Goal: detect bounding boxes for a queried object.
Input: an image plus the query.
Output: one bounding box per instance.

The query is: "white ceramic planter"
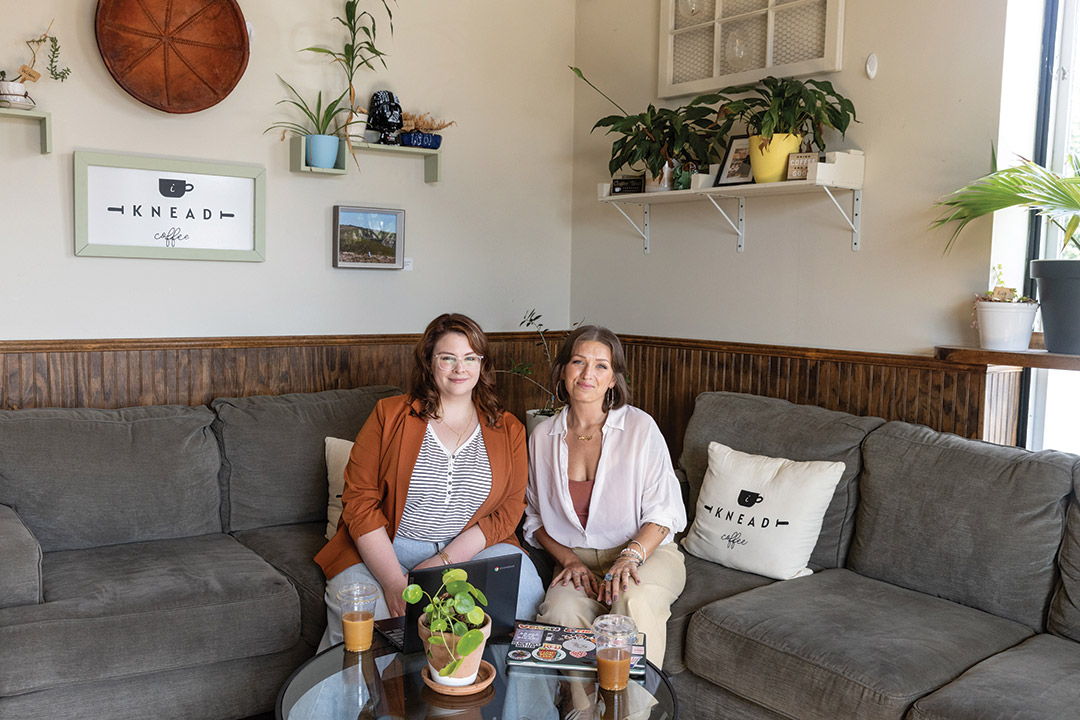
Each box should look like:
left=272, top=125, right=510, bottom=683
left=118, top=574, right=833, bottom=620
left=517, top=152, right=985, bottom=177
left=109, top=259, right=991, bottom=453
left=525, top=409, right=554, bottom=436
left=0, top=81, right=33, bottom=109
left=976, top=302, right=1038, bottom=351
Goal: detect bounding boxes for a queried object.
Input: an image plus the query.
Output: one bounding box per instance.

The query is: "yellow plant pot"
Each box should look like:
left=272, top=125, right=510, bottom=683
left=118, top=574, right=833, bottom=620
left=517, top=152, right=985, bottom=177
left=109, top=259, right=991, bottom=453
left=748, top=133, right=803, bottom=184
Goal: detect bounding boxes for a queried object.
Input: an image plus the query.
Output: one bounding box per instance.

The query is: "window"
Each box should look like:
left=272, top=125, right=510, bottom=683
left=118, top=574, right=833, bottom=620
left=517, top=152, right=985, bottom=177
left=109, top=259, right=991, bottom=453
left=658, top=0, right=845, bottom=98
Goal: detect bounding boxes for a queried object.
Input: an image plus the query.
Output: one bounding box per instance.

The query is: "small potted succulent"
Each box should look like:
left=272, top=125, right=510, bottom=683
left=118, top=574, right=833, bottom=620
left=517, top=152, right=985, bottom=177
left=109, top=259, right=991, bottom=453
left=265, top=76, right=349, bottom=169
left=711, top=75, right=857, bottom=183
left=972, top=266, right=1039, bottom=352
left=398, top=111, right=456, bottom=149
left=1, top=20, right=72, bottom=110
left=403, top=567, right=491, bottom=686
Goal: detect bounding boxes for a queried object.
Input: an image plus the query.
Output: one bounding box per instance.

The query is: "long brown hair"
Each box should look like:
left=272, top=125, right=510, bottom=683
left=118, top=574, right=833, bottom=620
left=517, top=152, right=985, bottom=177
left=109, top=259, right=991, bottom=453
left=410, top=313, right=503, bottom=427
left=550, top=325, right=631, bottom=412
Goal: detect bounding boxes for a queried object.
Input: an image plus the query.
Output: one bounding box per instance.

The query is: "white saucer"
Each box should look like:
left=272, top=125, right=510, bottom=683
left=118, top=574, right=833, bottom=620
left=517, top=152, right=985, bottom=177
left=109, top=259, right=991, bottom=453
left=0, top=96, right=37, bottom=111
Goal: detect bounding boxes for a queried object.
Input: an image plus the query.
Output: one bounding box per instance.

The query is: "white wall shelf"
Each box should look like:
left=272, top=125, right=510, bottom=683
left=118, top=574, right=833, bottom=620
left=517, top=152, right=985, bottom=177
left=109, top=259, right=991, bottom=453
left=287, top=136, right=442, bottom=183
left=0, top=107, right=52, bottom=154
left=598, top=152, right=864, bottom=254
left=350, top=141, right=441, bottom=183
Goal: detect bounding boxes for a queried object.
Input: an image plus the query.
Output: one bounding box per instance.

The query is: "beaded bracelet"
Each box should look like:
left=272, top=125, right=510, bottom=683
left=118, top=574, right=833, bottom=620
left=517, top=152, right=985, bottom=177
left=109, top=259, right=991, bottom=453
left=627, top=539, right=647, bottom=561
left=619, top=548, right=644, bottom=566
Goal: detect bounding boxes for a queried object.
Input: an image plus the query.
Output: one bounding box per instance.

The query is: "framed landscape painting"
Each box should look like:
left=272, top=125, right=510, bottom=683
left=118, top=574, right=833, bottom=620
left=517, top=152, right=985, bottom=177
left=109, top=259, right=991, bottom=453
left=332, top=205, right=404, bottom=269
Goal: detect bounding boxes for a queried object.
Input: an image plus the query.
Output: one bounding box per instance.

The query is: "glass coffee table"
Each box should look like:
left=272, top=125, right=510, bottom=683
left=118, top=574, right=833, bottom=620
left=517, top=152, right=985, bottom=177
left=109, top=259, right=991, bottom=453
left=277, top=632, right=678, bottom=720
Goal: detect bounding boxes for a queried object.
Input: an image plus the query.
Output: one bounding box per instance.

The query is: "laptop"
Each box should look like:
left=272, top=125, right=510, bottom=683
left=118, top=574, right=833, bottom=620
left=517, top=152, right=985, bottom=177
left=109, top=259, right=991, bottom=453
left=375, top=553, right=522, bottom=654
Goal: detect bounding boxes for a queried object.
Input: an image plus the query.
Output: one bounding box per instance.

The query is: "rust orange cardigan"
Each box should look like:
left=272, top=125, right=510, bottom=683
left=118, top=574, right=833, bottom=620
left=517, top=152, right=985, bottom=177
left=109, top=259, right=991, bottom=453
left=314, top=395, right=526, bottom=580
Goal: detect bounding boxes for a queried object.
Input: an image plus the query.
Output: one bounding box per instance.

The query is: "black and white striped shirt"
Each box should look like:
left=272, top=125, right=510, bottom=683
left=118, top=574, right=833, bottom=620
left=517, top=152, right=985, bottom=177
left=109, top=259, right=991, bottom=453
left=396, top=423, right=493, bottom=542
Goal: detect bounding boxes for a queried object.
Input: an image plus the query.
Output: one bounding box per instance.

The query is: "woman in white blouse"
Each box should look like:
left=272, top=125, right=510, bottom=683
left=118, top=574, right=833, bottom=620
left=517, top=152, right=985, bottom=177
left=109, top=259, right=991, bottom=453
left=524, top=326, right=687, bottom=668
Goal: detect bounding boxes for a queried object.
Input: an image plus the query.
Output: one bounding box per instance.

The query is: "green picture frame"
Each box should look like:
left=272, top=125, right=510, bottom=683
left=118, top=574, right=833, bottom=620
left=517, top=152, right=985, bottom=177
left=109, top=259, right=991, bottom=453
left=74, top=151, right=266, bottom=262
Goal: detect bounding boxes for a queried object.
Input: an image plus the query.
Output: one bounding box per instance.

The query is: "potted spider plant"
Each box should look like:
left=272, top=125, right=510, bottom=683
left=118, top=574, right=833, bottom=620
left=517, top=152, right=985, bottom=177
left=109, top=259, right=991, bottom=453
left=933, top=156, right=1080, bottom=355
left=571, top=67, right=725, bottom=191
left=711, top=76, right=857, bottom=183
left=265, top=76, right=348, bottom=169
left=403, top=567, right=490, bottom=686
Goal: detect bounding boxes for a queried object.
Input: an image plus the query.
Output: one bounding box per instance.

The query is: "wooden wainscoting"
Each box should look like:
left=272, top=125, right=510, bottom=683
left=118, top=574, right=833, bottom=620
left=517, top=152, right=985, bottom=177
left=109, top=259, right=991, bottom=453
left=0, top=333, right=1017, bottom=456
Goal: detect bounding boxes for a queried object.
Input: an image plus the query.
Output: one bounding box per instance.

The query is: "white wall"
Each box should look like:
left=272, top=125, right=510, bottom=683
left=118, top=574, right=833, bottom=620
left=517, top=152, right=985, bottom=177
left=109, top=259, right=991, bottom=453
left=0, top=0, right=575, bottom=340
left=570, top=0, right=1008, bottom=354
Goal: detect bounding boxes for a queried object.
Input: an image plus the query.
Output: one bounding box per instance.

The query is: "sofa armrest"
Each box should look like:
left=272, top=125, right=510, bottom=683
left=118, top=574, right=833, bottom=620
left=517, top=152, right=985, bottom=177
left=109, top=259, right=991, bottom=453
left=0, top=504, right=42, bottom=608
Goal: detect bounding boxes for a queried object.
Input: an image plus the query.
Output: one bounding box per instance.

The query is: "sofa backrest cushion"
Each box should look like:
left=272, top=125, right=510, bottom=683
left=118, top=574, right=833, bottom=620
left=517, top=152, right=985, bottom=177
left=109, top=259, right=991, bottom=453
left=1048, top=462, right=1080, bottom=641
left=212, top=386, right=400, bottom=532
left=0, top=405, right=221, bottom=552
left=850, top=421, right=1074, bottom=631
left=678, top=392, right=884, bottom=570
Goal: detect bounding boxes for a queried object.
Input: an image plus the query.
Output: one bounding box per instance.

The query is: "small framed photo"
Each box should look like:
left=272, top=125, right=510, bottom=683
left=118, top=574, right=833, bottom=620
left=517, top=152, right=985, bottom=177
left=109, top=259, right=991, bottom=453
left=714, top=135, right=754, bottom=186
left=333, top=205, right=404, bottom=269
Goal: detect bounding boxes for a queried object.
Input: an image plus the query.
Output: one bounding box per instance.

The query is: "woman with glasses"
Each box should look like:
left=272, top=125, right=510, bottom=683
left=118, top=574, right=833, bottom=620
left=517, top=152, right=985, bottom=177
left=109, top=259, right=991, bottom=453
left=315, top=313, right=544, bottom=649
left=523, top=325, right=686, bottom=669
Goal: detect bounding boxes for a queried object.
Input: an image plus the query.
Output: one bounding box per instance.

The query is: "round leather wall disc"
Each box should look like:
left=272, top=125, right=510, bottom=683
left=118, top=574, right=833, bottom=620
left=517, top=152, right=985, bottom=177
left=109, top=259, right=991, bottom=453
left=96, top=0, right=250, bottom=114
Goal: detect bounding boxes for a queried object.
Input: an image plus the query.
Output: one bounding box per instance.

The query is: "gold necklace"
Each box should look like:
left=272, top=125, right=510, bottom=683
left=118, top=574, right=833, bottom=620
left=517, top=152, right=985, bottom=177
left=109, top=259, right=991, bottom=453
left=438, top=413, right=475, bottom=448
left=577, top=433, right=595, bottom=442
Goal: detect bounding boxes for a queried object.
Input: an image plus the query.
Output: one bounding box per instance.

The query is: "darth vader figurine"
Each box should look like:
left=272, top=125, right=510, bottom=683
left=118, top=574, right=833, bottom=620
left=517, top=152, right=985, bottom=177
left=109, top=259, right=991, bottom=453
left=367, top=90, right=403, bottom=145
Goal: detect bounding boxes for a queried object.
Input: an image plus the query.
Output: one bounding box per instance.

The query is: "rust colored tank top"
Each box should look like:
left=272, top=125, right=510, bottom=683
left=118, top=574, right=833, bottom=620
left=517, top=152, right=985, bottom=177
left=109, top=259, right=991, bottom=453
left=568, top=478, right=595, bottom=528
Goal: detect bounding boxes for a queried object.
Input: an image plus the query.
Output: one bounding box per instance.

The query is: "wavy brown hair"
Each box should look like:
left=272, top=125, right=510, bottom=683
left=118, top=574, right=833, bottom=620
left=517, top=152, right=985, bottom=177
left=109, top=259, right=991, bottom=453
left=410, top=313, right=503, bottom=427
left=550, top=325, right=631, bottom=412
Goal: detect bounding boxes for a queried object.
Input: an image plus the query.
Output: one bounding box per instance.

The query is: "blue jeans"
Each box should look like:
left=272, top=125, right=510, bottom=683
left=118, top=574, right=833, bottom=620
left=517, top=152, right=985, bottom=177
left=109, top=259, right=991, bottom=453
left=319, top=534, right=545, bottom=651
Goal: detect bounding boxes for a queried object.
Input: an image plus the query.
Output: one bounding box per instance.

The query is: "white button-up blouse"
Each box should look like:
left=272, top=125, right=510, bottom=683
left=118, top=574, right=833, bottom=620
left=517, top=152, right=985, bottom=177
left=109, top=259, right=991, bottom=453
left=524, top=404, right=687, bottom=551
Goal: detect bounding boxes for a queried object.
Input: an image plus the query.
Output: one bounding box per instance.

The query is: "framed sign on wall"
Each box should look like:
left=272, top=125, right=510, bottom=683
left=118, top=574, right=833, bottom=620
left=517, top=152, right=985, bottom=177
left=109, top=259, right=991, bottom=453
left=74, top=151, right=266, bottom=262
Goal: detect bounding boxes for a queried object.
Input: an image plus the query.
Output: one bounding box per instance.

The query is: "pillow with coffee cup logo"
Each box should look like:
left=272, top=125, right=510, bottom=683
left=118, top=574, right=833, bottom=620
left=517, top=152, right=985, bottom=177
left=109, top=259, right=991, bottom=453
left=325, top=437, right=354, bottom=541
left=682, top=441, right=845, bottom=580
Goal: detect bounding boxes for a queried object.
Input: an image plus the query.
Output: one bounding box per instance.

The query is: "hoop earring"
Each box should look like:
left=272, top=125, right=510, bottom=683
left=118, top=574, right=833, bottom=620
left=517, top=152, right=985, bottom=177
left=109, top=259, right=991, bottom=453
left=556, top=379, right=569, bottom=404
left=604, top=387, right=614, bottom=411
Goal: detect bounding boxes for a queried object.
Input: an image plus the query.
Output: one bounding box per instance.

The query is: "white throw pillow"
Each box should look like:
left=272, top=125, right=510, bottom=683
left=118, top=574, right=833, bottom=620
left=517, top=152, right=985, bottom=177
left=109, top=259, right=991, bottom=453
left=325, top=437, right=354, bottom=541
left=682, top=441, right=845, bottom=580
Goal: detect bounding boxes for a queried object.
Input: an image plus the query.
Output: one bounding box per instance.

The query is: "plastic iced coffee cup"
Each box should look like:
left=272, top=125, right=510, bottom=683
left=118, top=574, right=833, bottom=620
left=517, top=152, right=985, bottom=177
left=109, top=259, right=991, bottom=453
left=338, top=583, right=378, bottom=652
left=592, top=614, right=637, bottom=691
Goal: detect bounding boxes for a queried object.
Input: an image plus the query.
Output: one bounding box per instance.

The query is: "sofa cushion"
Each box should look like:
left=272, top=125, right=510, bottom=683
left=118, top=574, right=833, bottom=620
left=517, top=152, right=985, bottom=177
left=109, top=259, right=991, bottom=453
left=850, top=422, right=1074, bottom=631
left=682, top=441, right=845, bottom=580
left=0, top=504, right=41, bottom=608
left=663, top=553, right=772, bottom=674
left=1048, top=460, right=1080, bottom=641
left=684, top=568, right=1034, bottom=720
left=234, top=522, right=329, bottom=648
left=325, top=437, right=353, bottom=540
left=0, top=405, right=221, bottom=552
left=0, top=534, right=299, bottom=696
left=212, top=386, right=400, bottom=532
left=678, top=392, right=884, bottom=570
left=909, top=633, right=1080, bottom=720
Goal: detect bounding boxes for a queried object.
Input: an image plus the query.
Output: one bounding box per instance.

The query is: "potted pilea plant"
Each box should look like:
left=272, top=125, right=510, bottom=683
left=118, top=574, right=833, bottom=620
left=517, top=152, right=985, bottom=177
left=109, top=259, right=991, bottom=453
left=712, top=75, right=857, bottom=183
left=933, top=155, right=1080, bottom=355
left=1, top=20, right=71, bottom=110
left=971, top=266, right=1039, bottom=352
left=572, top=67, right=726, bottom=191
left=301, top=0, right=394, bottom=142
left=265, top=76, right=349, bottom=169
left=398, top=111, right=456, bottom=149
left=403, top=567, right=491, bottom=686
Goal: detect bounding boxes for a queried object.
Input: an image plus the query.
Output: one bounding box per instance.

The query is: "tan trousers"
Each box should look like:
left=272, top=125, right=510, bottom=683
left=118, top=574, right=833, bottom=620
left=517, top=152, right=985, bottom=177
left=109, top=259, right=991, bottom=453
left=536, top=542, right=685, bottom=669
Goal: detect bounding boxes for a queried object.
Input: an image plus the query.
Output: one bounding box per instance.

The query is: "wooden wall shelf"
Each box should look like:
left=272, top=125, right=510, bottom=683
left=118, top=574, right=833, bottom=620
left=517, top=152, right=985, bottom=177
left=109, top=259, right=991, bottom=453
left=935, top=345, right=1080, bottom=372
left=0, top=107, right=52, bottom=154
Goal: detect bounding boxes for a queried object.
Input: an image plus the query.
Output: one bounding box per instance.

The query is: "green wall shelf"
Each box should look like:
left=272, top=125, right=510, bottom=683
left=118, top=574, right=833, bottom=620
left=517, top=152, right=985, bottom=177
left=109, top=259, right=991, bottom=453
left=350, top=141, right=441, bottom=183
left=0, top=107, right=52, bottom=154
left=287, top=136, right=441, bottom=183
left=289, top=135, right=348, bottom=174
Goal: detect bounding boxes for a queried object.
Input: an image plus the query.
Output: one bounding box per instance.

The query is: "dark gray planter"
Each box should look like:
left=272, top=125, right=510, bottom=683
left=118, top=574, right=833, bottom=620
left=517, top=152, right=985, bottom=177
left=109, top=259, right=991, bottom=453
left=1031, top=259, right=1080, bottom=355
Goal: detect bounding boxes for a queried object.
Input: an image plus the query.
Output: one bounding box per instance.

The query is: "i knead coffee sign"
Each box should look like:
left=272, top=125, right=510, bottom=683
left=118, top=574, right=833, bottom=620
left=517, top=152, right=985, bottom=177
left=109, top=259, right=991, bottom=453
left=681, top=442, right=845, bottom=580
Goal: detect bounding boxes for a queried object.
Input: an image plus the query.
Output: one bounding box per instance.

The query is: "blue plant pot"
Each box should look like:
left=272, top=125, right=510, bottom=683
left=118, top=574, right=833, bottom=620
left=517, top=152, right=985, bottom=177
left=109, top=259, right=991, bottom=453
left=399, top=132, right=442, bottom=149
left=306, top=134, right=340, bottom=169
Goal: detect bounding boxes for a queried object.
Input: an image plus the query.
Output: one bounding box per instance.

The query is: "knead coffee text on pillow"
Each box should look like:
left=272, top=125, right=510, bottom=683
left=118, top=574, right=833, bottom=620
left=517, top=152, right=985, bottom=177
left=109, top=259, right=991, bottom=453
left=682, top=441, right=845, bottom=580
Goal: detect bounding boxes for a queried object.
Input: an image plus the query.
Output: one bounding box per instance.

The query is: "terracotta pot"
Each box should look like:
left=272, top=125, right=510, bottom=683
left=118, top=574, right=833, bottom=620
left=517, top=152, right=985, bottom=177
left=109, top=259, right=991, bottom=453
left=418, top=612, right=491, bottom=686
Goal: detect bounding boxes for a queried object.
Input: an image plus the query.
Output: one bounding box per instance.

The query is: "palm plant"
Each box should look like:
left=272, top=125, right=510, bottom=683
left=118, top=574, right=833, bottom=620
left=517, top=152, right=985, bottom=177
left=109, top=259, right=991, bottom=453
left=302, top=0, right=394, bottom=131
left=572, top=66, right=726, bottom=179
left=265, top=76, right=348, bottom=137
left=932, top=155, right=1080, bottom=254
left=712, top=75, right=856, bottom=151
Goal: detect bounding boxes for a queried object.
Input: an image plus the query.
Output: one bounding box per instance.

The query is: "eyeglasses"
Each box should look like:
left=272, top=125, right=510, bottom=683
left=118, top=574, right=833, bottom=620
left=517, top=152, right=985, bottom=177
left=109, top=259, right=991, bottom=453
left=434, top=354, right=484, bottom=371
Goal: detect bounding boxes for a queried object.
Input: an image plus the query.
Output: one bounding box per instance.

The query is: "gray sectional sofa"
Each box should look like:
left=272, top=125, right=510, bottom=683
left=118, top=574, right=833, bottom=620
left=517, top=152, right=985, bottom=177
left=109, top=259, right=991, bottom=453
left=665, top=391, right=1080, bottom=720
left=0, top=385, right=400, bottom=720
